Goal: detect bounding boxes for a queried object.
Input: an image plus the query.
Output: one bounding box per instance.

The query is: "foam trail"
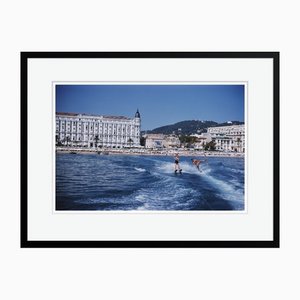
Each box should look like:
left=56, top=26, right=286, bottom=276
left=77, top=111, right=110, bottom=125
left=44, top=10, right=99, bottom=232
left=155, top=162, right=175, bottom=174
left=57, top=153, right=245, bottom=211
left=155, top=160, right=243, bottom=203
left=155, top=161, right=203, bottom=175
left=203, top=173, right=243, bottom=202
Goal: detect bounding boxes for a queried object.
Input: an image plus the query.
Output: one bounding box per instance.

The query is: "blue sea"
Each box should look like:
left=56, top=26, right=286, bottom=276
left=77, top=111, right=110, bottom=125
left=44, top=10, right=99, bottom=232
left=56, top=153, right=245, bottom=211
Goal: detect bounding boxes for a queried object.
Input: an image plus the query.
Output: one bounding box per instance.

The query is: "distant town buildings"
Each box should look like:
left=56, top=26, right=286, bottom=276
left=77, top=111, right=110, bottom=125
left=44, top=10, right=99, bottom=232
left=56, top=109, right=141, bottom=148
left=190, top=133, right=212, bottom=150
left=143, top=124, right=245, bottom=152
left=144, top=134, right=180, bottom=149
left=144, top=134, right=165, bottom=149
left=208, top=124, right=245, bottom=153
left=207, top=124, right=244, bottom=136
left=164, top=135, right=181, bottom=148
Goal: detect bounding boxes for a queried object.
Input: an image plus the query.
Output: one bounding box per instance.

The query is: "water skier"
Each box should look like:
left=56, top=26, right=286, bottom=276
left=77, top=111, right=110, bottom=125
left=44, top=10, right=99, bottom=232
left=191, top=158, right=207, bottom=172
left=174, top=153, right=182, bottom=174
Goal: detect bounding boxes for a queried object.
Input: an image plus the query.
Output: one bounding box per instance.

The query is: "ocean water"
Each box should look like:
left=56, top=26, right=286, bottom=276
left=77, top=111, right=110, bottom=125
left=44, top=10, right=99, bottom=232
left=56, top=153, right=245, bottom=211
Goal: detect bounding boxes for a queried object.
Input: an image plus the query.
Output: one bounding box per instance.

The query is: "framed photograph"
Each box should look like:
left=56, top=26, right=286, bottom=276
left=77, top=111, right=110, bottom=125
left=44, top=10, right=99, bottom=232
left=21, top=52, right=279, bottom=248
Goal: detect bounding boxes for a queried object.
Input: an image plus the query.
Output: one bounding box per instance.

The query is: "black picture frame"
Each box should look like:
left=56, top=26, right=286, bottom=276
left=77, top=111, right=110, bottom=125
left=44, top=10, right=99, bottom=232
left=21, top=52, right=279, bottom=248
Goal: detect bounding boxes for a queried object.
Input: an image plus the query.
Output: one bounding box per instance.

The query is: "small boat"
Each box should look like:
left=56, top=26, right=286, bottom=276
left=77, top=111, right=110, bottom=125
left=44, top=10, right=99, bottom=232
left=70, top=151, right=77, bottom=154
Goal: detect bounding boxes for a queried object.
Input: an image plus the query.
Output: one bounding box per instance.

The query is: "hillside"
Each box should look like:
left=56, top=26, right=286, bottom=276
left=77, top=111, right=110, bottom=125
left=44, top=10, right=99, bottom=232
left=144, top=120, right=244, bottom=135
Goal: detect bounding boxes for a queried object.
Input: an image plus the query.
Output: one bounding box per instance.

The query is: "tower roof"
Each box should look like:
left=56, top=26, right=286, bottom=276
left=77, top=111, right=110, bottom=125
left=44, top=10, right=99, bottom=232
left=135, top=109, right=141, bottom=118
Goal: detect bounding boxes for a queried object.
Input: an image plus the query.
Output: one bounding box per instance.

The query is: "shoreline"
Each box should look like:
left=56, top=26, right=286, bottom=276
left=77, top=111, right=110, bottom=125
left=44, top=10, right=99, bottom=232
left=56, top=147, right=245, bottom=158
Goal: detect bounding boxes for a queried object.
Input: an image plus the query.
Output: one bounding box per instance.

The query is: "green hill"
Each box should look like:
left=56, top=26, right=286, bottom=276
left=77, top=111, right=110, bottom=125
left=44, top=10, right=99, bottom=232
left=144, top=120, right=244, bottom=135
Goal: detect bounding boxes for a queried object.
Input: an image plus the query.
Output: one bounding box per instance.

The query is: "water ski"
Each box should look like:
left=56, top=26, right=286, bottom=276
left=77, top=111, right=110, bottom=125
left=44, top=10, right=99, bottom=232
left=175, top=169, right=182, bottom=174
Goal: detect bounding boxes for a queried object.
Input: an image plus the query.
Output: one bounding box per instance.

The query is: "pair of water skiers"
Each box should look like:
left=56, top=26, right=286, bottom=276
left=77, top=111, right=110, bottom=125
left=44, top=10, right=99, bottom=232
left=174, top=153, right=206, bottom=173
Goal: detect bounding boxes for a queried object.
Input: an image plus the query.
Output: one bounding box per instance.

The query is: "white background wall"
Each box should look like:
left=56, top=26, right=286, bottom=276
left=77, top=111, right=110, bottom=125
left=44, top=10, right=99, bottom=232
left=0, top=1, right=297, bottom=299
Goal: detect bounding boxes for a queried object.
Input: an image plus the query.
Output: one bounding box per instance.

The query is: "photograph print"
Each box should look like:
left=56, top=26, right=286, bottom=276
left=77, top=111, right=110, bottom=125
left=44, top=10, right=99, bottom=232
left=55, top=83, right=245, bottom=211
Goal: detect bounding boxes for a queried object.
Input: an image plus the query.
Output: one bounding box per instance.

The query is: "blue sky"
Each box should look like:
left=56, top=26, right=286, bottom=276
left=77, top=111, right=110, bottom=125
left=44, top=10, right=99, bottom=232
left=56, top=84, right=244, bottom=130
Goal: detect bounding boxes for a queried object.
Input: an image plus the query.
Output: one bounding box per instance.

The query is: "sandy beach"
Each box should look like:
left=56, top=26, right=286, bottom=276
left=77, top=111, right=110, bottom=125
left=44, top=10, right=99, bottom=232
left=56, top=147, right=245, bottom=158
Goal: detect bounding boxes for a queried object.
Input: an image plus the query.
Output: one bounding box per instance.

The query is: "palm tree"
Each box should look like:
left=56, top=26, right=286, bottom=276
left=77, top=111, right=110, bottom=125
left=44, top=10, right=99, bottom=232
left=140, top=136, right=146, bottom=147
left=65, top=136, right=71, bottom=147
left=204, top=140, right=216, bottom=151
left=128, top=138, right=134, bottom=148
left=236, top=137, right=241, bottom=152
left=94, top=135, right=99, bottom=148
left=55, top=135, right=60, bottom=146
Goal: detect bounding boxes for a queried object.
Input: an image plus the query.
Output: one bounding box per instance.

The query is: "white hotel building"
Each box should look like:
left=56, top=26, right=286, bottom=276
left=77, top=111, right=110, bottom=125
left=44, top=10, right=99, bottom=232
left=56, top=110, right=141, bottom=148
left=207, top=124, right=245, bottom=153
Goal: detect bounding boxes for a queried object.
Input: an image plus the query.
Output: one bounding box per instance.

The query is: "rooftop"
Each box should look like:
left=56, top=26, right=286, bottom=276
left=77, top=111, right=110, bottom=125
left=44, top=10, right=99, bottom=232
left=56, top=112, right=130, bottom=120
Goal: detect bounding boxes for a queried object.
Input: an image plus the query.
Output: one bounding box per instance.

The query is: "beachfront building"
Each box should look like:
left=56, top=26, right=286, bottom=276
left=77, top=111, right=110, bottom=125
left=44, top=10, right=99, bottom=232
left=207, top=124, right=245, bottom=152
left=56, top=109, right=141, bottom=148
left=144, top=134, right=165, bottom=149
left=163, top=135, right=180, bottom=148
left=190, top=133, right=212, bottom=150
left=144, top=134, right=180, bottom=149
